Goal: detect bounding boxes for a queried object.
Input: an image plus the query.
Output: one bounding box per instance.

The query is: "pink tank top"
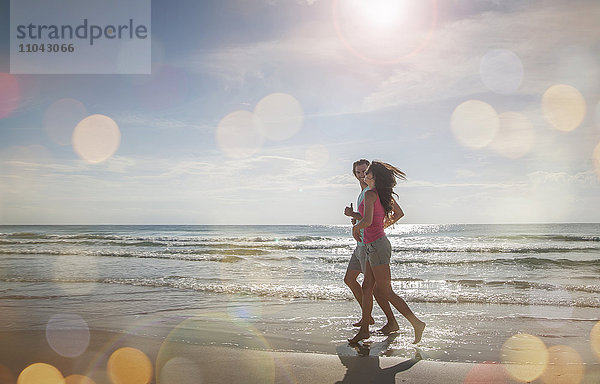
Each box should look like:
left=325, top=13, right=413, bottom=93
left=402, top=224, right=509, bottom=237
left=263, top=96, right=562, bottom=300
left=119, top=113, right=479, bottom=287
left=358, top=189, right=386, bottom=243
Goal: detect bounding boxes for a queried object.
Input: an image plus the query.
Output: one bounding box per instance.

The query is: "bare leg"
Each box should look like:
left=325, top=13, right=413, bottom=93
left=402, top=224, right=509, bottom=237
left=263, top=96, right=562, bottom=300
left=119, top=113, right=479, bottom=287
left=344, top=269, right=374, bottom=326
left=344, top=269, right=362, bottom=305
left=371, top=264, right=426, bottom=344
left=374, top=283, right=399, bottom=334
left=348, top=262, right=375, bottom=343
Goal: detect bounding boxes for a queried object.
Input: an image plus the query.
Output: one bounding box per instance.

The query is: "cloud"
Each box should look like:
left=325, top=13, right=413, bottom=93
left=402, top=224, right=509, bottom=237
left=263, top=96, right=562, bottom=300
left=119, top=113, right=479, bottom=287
left=361, top=0, right=600, bottom=112
left=116, top=114, right=202, bottom=131
left=394, top=167, right=600, bottom=223
left=180, top=0, right=599, bottom=122
left=155, top=154, right=347, bottom=194
left=186, top=34, right=347, bottom=89
left=528, top=170, right=600, bottom=188
left=403, top=178, right=527, bottom=190
left=2, top=0, right=599, bottom=224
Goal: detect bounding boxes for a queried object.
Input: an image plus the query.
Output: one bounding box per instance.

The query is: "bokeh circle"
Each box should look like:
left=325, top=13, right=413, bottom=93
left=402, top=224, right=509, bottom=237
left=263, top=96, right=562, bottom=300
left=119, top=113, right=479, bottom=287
left=46, top=313, right=90, bottom=358
left=591, top=321, right=600, bottom=362
left=501, top=333, right=548, bottom=383
left=480, top=49, right=524, bottom=94
left=254, top=93, right=304, bottom=141
left=17, top=363, right=64, bottom=384
left=107, top=347, right=153, bottom=384
left=540, top=345, right=584, bottom=384
left=216, top=110, right=264, bottom=159
left=0, top=73, right=20, bottom=119
left=490, top=112, right=535, bottom=158
left=72, top=114, right=121, bottom=163
left=451, top=100, right=499, bottom=149
left=542, top=84, right=586, bottom=132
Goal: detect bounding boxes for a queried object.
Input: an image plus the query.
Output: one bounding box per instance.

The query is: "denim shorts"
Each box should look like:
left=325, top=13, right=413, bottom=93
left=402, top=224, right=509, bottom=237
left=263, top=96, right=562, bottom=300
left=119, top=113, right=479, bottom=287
left=365, top=235, right=392, bottom=267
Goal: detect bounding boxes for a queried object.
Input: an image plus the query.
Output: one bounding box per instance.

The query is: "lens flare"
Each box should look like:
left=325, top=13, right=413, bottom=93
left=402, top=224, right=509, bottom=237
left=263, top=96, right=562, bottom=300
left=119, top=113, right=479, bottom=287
left=332, top=0, right=438, bottom=64
left=216, top=110, right=264, bottom=159
left=46, top=313, right=90, bottom=358
left=593, top=142, right=600, bottom=179
left=254, top=93, right=304, bottom=141
left=451, top=100, right=499, bottom=149
left=156, top=315, right=276, bottom=384
left=65, top=374, right=97, bottom=384
left=501, top=333, right=548, bottom=383
left=542, top=84, right=586, bottom=132
left=490, top=112, right=535, bottom=159
left=540, top=345, right=584, bottom=384
left=43, top=98, right=88, bottom=146
left=464, top=362, right=507, bottom=384
left=107, top=347, right=153, bottom=384
left=17, top=363, right=64, bottom=384
left=480, top=49, right=524, bottom=94
left=81, top=317, right=168, bottom=384
left=364, top=0, right=405, bottom=27
left=0, top=73, right=20, bottom=119
left=592, top=321, right=600, bottom=362
left=72, top=114, right=121, bottom=163
left=159, top=357, right=203, bottom=384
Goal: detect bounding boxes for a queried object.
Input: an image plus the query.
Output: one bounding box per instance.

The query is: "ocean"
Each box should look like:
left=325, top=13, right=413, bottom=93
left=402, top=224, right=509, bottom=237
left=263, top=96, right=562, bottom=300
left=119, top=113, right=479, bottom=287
left=1, top=223, right=599, bottom=363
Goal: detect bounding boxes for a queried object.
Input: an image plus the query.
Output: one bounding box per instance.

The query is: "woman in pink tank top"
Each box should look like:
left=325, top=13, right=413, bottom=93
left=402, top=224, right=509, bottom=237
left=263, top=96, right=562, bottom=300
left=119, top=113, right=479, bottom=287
left=349, top=161, right=426, bottom=345
left=357, top=190, right=385, bottom=243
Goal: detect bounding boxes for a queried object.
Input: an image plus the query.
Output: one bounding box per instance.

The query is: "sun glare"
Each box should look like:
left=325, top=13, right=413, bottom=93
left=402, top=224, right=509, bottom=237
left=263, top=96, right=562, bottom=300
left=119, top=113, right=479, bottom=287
left=360, top=0, right=405, bottom=29
left=333, top=0, right=437, bottom=63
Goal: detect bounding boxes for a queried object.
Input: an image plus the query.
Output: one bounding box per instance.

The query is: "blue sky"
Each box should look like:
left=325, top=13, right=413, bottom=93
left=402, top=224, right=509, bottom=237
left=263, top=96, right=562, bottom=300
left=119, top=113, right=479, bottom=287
left=1, top=0, right=599, bottom=224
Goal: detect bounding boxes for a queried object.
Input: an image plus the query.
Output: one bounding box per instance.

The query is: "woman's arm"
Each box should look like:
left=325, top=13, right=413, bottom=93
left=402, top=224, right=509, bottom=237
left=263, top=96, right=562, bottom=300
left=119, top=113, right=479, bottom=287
left=383, top=197, right=404, bottom=229
left=344, top=204, right=363, bottom=222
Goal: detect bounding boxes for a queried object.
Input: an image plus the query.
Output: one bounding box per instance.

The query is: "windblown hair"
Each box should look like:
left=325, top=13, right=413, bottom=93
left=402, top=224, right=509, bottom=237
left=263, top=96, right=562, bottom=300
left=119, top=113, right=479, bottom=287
left=366, top=161, right=406, bottom=219
left=352, top=159, right=370, bottom=175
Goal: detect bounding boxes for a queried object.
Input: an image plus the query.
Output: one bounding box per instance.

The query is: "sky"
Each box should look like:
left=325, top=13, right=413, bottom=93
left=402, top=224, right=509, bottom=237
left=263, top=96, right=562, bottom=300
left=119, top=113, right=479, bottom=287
left=1, top=0, right=599, bottom=225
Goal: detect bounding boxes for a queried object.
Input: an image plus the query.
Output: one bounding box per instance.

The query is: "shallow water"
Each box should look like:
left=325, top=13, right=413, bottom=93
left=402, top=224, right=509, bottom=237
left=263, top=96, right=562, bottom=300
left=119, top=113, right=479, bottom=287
left=1, top=224, right=599, bottom=363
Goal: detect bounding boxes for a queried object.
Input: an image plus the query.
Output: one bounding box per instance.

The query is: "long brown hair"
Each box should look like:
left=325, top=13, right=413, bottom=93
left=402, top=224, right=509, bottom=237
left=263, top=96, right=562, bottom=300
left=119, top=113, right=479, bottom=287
left=366, top=161, right=406, bottom=219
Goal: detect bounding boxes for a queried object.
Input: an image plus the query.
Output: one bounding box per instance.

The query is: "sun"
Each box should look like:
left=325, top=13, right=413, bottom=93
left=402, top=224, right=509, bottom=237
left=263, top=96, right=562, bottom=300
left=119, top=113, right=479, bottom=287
left=332, top=0, right=438, bottom=64
left=360, top=0, right=406, bottom=29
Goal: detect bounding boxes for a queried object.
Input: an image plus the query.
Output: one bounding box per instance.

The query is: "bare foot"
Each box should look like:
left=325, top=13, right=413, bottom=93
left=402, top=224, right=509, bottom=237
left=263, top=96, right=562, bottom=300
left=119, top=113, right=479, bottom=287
left=348, top=330, right=370, bottom=344
left=352, top=317, right=375, bottom=327
left=412, top=321, right=426, bottom=344
left=378, top=322, right=399, bottom=335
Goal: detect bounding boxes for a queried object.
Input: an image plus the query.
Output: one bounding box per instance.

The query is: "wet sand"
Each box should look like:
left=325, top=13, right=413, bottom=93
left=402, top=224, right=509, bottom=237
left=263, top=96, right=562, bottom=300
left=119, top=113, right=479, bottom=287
left=2, top=328, right=600, bottom=384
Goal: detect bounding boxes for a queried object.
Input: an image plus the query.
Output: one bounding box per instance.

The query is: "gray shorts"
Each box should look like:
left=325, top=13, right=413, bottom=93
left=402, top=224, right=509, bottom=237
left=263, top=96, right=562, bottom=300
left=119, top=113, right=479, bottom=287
left=365, top=235, right=392, bottom=267
left=347, top=245, right=367, bottom=273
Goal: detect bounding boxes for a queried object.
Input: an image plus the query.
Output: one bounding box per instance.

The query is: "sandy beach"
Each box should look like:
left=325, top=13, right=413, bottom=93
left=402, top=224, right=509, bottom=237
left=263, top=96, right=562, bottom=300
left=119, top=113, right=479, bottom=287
left=2, top=225, right=600, bottom=383
left=3, top=0, right=600, bottom=378
left=2, top=322, right=600, bottom=384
